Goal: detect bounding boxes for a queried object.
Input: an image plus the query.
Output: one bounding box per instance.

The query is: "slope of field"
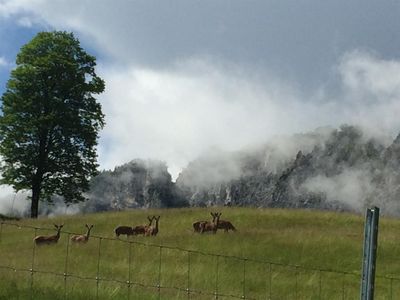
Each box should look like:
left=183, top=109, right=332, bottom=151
left=1, top=207, right=400, bottom=299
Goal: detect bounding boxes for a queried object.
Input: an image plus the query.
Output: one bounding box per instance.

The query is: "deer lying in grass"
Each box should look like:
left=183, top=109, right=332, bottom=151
left=193, top=212, right=216, bottom=233
left=70, top=224, right=94, bottom=243
left=132, top=216, right=154, bottom=235
left=145, top=215, right=160, bottom=236
left=200, top=212, right=221, bottom=234
left=115, top=225, right=134, bottom=238
left=34, top=224, right=64, bottom=245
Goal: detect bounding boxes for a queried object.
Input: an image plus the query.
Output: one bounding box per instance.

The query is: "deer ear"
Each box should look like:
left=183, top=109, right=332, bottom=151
left=210, top=212, right=214, bottom=217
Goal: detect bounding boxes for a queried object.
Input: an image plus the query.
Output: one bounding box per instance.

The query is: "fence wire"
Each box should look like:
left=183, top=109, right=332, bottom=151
left=1, top=221, right=399, bottom=299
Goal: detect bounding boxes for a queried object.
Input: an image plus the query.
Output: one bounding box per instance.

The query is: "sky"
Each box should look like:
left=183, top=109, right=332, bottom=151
left=1, top=0, right=400, bottom=184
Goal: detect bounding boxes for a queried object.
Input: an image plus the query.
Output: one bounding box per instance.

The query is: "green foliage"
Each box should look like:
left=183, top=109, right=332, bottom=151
left=0, top=31, right=105, bottom=217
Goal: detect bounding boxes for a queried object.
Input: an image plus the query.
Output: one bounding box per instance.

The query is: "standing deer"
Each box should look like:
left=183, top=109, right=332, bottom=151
left=34, top=224, right=64, bottom=245
left=200, top=212, right=221, bottom=234
left=193, top=212, right=216, bottom=233
left=115, top=225, right=134, bottom=238
left=133, top=216, right=154, bottom=235
left=145, top=215, right=160, bottom=236
left=70, top=224, right=94, bottom=243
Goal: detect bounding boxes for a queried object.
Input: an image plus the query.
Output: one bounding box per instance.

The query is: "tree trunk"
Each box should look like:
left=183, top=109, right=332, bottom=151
left=31, top=178, right=41, bottom=218
left=31, top=129, right=47, bottom=218
left=31, top=186, right=40, bottom=219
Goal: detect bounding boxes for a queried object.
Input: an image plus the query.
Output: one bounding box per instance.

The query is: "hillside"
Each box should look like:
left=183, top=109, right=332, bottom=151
left=33, top=125, right=400, bottom=217
left=1, top=208, right=400, bottom=299
left=176, top=125, right=400, bottom=216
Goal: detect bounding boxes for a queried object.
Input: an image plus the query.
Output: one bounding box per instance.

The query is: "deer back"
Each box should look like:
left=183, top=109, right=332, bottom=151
left=218, top=220, right=236, bottom=231
left=115, top=226, right=134, bottom=237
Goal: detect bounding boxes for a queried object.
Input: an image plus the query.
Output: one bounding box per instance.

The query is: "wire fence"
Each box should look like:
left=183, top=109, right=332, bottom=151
left=1, top=221, right=400, bottom=299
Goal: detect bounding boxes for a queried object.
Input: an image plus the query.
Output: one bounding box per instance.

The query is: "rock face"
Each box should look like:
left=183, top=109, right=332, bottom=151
left=176, top=125, right=400, bottom=215
left=82, top=125, right=400, bottom=216
left=83, top=159, right=187, bottom=212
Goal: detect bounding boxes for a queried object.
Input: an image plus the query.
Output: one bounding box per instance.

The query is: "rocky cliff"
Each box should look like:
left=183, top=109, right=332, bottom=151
left=176, top=125, right=400, bottom=215
left=83, top=159, right=187, bottom=212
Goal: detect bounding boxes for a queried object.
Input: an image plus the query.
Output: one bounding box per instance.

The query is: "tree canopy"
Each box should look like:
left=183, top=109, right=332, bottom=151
left=0, top=31, right=105, bottom=218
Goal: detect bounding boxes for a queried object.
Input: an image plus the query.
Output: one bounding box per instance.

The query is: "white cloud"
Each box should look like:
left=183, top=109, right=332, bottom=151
left=301, top=169, right=373, bottom=211
left=0, top=56, right=9, bottom=67
left=338, top=51, right=400, bottom=138
left=1, top=1, right=400, bottom=180
left=0, top=0, right=43, bottom=19
left=340, top=51, right=400, bottom=100
left=97, top=59, right=336, bottom=178
left=0, top=185, right=29, bottom=216
left=95, top=51, right=400, bottom=179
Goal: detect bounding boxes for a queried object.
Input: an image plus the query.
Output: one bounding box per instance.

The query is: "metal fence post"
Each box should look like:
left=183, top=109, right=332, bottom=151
left=360, top=206, right=379, bottom=300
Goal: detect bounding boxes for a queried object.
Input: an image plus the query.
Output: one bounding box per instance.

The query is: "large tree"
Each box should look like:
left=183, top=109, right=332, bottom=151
left=0, top=31, right=105, bottom=218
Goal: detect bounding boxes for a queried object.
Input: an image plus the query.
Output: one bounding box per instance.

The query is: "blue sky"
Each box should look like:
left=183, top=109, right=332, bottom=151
left=1, top=0, right=400, bottom=180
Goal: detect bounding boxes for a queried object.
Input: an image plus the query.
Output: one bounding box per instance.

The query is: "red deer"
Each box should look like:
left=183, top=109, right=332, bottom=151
left=193, top=213, right=216, bottom=233
left=217, top=215, right=237, bottom=232
left=145, top=215, right=160, bottom=236
left=34, top=224, right=64, bottom=245
left=132, top=216, right=154, bottom=235
left=115, top=225, right=134, bottom=238
left=71, top=224, right=94, bottom=243
left=200, top=212, right=221, bottom=234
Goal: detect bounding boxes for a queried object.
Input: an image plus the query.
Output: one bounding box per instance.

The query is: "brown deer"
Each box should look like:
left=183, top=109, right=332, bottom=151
left=115, top=225, right=134, bottom=238
left=132, top=216, right=154, bottom=235
left=70, top=224, right=94, bottom=243
left=34, top=224, right=64, bottom=245
left=145, top=215, right=160, bottom=236
left=193, top=212, right=216, bottom=233
left=217, top=216, right=237, bottom=232
left=200, top=212, right=221, bottom=234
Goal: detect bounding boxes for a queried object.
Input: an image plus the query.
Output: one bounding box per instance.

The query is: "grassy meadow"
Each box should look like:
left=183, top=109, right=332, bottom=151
left=1, top=207, right=400, bottom=299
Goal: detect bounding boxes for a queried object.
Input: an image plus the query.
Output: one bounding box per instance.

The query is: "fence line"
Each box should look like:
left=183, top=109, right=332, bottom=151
left=1, top=221, right=400, bottom=299
left=0, top=221, right=365, bottom=276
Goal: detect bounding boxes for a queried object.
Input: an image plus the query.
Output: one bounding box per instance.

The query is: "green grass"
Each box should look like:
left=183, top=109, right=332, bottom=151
left=1, top=207, right=400, bottom=299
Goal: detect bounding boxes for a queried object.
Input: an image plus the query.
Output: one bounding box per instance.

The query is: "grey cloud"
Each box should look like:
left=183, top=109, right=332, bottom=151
left=2, top=1, right=400, bottom=91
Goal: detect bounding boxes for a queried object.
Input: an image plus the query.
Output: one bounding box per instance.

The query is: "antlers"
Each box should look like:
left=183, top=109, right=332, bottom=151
left=195, top=212, right=236, bottom=234
left=71, top=224, right=94, bottom=243
left=132, top=216, right=154, bottom=235
left=34, top=224, right=64, bottom=245
left=200, top=212, right=221, bottom=234
left=145, top=215, right=160, bottom=236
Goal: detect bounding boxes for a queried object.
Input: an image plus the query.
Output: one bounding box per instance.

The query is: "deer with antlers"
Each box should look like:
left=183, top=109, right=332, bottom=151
left=34, top=224, right=64, bottom=245
left=145, top=215, right=160, bottom=236
left=70, top=224, right=94, bottom=243
left=132, top=216, right=154, bottom=235
left=193, top=212, right=216, bottom=233
left=200, top=212, right=221, bottom=234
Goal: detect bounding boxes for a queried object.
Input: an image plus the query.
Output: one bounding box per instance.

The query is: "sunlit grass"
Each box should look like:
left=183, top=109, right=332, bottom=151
left=0, top=207, right=399, bottom=299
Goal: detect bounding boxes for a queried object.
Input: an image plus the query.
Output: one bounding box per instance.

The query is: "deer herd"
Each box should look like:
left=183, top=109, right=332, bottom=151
left=33, top=212, right=236, bottom=246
